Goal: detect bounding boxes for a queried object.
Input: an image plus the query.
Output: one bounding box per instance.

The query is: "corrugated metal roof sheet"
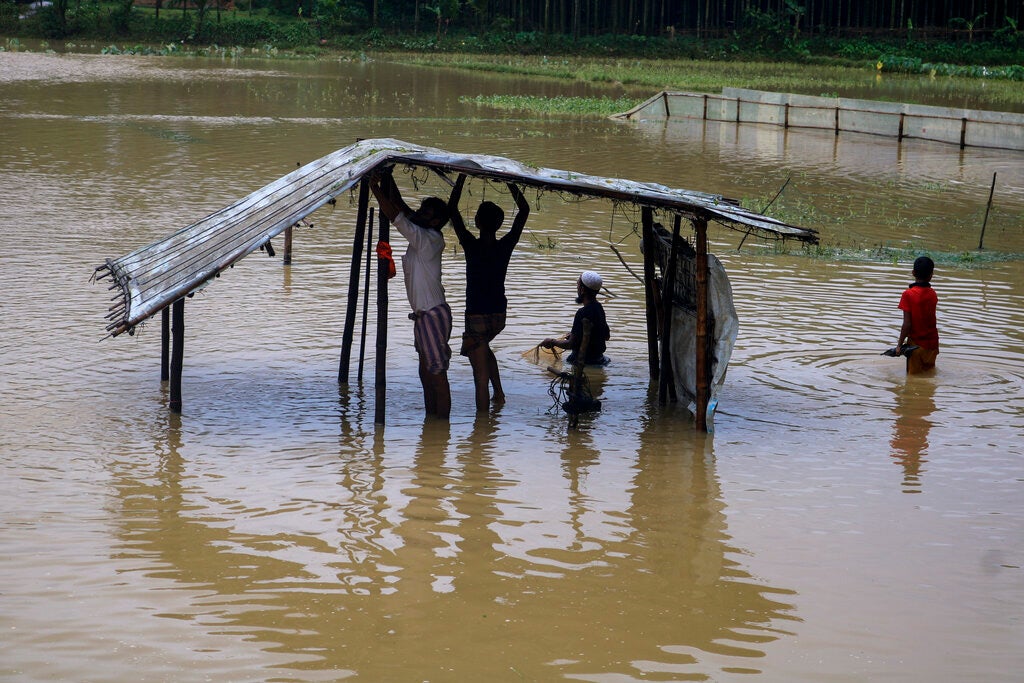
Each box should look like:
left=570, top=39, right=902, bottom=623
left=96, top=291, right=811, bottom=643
left=94, top=137, right=817, bottom=337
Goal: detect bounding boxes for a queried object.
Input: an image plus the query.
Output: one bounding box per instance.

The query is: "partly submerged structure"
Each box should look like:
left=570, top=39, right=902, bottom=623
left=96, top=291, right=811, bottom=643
left=614, top=88, right=1024, bottom=152
left=94, top=138, right=817, bottom=431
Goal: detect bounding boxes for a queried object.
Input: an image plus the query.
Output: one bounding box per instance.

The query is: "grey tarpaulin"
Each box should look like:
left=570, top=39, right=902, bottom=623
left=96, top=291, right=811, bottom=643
left=668, top=254, right=739, bottom=426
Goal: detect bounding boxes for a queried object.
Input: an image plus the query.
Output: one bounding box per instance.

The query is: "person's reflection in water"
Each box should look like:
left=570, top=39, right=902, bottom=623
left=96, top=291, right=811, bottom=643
left=558, top=425, right=602, bottom=545
left=388, top=419, right=457, bottom=619
left=889, top=376, right=937, bottom=493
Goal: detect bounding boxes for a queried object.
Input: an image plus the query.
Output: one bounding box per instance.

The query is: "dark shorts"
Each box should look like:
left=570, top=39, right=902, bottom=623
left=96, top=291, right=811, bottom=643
left=460, top=312, right=506, bottom=356
left=413, top=303, right=453, bottom=374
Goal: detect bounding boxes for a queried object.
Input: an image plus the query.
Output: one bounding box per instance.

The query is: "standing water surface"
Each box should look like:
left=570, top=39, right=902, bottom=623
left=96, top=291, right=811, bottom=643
left=1, top=50, right=1023, bottom=682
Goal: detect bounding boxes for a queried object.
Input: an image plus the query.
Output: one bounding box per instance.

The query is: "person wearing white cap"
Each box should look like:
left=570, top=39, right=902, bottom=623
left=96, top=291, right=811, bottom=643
left=541, top=270, right=611, bottom=365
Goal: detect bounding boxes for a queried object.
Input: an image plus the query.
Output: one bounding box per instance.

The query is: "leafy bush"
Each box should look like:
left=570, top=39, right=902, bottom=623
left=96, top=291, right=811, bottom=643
left=879, top=53, right=1024, bottom=80
left=0, top=0, right=20, bottom=33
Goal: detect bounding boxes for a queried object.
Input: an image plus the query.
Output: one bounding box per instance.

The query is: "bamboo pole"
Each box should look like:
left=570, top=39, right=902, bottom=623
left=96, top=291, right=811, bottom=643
left=374, top=213, right=390, bottom=426
left=161, top=306, right=170, bottom=382
left=641, top=207, right=659, bottom=380
left=658, top=215, right=682, bottom=405
left=339, top=179, right=370, bottom=384
left=358, top=208, right=375, bottom=383
left=978, top=172, right=996, bottom=250
left=694, top=216, right=710, bottom=432
left=283, top=225, right=293, bottom=265
left=169, top=297, right=185, bottom=413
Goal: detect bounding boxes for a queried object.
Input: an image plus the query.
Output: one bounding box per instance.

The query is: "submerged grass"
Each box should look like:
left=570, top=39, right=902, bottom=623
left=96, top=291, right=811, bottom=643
left=460, top=94, right=641, bottom=117
left=384, top=52, right=1024, bottom=109
left=389, top=52, right=872, bottom=94
left=781, top=241, right=1024, bottom=267
left=740, top=182, right=1024, bottom=267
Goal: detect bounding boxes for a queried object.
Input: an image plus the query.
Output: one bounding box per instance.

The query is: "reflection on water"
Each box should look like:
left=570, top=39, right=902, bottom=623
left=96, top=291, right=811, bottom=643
left=100, top=399, right=795, bottom=680
left=2, top=51, right=1024, bottom=682
left=889, top=376, right=937, bottom=494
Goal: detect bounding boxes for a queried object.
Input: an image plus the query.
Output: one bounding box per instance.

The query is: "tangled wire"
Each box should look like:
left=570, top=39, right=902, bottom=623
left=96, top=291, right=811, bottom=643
left=547, top=366, right=602, bottom=429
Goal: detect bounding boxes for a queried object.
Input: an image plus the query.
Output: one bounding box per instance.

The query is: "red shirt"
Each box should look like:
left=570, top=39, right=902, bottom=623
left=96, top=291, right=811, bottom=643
left=898, top=284, right=939, bottom=350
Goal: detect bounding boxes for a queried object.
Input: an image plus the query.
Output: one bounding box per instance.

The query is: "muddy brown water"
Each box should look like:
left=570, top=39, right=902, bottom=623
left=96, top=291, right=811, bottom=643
left=1, top=50, right=1023, bottom=682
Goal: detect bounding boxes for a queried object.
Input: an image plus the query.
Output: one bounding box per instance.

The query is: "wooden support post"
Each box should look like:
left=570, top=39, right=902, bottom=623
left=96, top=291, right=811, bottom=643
left=834, top=105, right=840, bottom=135
left=960, top=117, right=968, bottom=149
left=897, top=112, right=905, bottom=141
left=283, top=225, right=293, bottom=265
left=374, top=213, right=390, bottom=426
left=641, top=207, right=660, bottom=380
left=161, top=306, right=170, bottom=382
left=658, top=215, right=682, bottom=405
left=169, top=297, right=185, bottom=414
left=694, top=217, right=710, bottom=432
left=783, top=102, right=790, bottom=129
left=339, top=179, right=370, bottom=384
left=357, top=208, right=375, bottom=383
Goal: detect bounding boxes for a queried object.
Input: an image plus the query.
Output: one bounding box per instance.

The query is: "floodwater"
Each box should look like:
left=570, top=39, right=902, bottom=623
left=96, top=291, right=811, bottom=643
left=1, top=50, right=1023, bottom=682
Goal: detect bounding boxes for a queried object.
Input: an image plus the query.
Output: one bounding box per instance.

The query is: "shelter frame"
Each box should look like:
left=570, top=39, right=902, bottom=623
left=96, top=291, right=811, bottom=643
left=94, top=139, right=817, bottom=432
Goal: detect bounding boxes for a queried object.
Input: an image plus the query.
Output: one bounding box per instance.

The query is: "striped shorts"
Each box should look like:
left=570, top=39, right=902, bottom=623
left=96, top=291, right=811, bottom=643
left=412, top=303, right=453, bottom=375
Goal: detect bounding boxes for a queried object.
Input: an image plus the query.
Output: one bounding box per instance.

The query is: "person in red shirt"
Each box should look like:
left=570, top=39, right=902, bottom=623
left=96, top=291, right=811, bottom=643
left=896, top=256, right=939, bottom=374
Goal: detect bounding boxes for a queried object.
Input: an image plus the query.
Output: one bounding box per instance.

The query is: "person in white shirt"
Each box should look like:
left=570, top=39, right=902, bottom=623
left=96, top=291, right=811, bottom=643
left=368, top=169, right=454, bottom=420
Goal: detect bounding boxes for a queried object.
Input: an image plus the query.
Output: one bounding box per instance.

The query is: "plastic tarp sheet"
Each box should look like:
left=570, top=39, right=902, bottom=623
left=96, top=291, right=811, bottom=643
left=667, top=254, right=738, bottom=429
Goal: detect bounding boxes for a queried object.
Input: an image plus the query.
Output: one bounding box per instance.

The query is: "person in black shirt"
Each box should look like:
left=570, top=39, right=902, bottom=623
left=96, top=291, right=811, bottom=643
left=448, top=175, right=530, bottom=411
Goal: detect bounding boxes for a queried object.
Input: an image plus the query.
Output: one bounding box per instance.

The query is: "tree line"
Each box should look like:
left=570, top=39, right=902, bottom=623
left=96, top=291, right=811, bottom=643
left=372, top=0, right=1022, bottom=39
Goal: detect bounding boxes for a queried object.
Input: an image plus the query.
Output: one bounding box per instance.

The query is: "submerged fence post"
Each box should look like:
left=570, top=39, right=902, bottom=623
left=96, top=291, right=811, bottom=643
left=374, top=212, right=390, bottom=426
left=979, top=172, right=997, bottom=250
left=339, top=179, right=370, bottom=384
left=960, top=117, right=968, bottom=149
left=694, top=216, right=710, bottom=433
left=641, top=207, right=660, bottom=380
left=169, top=297, right=185, bottom=414
left=161, top=306, right=170, bottom=382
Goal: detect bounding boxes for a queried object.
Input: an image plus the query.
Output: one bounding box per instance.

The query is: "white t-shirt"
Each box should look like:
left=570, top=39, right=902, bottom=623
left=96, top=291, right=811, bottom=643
left=394, top=212, right=446, bottom=313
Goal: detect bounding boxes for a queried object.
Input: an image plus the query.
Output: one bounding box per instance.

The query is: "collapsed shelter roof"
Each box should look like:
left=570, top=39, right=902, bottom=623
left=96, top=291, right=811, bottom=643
left=95, top=137, right=818, bottom=337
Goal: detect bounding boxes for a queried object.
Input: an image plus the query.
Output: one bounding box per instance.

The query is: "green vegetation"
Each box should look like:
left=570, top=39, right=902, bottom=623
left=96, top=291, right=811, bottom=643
left=402, top=52, right=1024, bottom=108
left=741, top=180, right=1024, bottom=266
left=460, top=94, right=640, bottom=118
left=782, top=241, right=1023, bottom=267
left=879, top=54, right=1024, bottom=80
left=2, top=0, right=1022, bottom=72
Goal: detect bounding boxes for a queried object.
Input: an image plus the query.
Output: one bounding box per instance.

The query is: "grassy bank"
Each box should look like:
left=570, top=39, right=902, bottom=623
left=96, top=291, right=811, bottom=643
left=385, top=52, right=1024, bottom=113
